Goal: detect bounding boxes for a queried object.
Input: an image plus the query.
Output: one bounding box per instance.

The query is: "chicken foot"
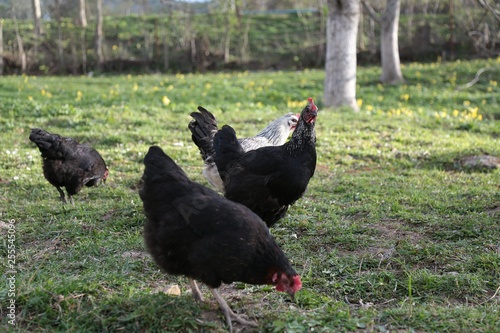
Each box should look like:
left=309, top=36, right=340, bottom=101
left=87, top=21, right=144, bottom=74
left=55, top=187, right=74, bottom=205
left=210, top=288, right=257, bottom=332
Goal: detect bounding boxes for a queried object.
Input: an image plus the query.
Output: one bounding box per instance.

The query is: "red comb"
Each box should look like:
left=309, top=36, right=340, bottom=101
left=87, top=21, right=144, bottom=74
left=308, top=97, right=318, bottom=111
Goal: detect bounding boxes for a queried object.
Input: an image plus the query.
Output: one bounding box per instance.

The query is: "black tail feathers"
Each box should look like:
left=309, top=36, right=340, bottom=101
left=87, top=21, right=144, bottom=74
left=188, top=106, right=218, bottom=161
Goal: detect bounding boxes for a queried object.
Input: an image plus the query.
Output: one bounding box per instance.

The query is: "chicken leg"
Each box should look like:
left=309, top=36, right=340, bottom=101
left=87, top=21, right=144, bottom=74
left=210, top=288, right=257, bottom=332
left=189, top=278, right=205, bottom=302
left=56, top=186, right=67, bottom=203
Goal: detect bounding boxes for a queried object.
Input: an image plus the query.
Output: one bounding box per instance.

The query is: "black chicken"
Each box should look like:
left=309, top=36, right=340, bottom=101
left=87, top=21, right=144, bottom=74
left=213, top=98, right=318, bottom=227
left=139, top=146, right=302, bottom=331
left=29, top=128, right=108, bottom=205
left=189, top=106, right=298, bottom=192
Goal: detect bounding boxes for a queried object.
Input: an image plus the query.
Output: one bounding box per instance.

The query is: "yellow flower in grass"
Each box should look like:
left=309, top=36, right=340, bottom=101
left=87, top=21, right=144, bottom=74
left=463, top=100, right=470, bottom=107
left=75, top=90, right=83, bottom=102
left=245, top=81, right=256, bottom=89
left=400, top=94, right=410, bottom=101
left=162, top=96, right=171, bottom=106
left=28, top=96, right=33, bottom=101
left=489, top=80, right=497, bottom=86
left=357, top=99, right=363, bottom=107
left=470, top=107, right=479, bottom=119
left=452, top=109, right=459, bottom=117
left=133, top=83, right=138, bottom=92
left=287, top=100, right=306, bottom=109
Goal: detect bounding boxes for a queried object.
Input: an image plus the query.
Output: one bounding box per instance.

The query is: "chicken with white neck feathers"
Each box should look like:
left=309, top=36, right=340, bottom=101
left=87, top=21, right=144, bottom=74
left=189, top=106, right=298, bottom=192
left=213, top=98, right=318, bottom=227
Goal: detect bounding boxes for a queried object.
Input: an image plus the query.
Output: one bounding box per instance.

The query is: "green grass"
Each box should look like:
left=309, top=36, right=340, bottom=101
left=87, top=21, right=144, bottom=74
left=1, top=58, right=499, bottom=332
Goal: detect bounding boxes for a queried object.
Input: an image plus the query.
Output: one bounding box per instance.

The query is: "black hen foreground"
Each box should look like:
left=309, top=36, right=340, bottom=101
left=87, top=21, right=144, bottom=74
left=213, top=98, right=318, bottom=227
left=139, top=146, right=302, bottom=332
left=29, top=128, right=108, bottom=204
left=189, top=106, right=298, bottom=192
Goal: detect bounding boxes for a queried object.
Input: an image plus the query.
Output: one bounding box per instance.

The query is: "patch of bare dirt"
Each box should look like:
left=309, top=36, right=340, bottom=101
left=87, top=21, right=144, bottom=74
left=353, top=219, right=424, bottom=260
left=486, top=206, right=500, bottom=216
left=121, top=251, right=149, bottom=259
left=459, top=155, right=500, bottom=170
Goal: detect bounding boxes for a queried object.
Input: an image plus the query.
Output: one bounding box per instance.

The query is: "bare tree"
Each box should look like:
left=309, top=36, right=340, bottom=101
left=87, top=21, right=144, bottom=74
left=475, top=0, right=500, bottom=22
left=31, top=0, right=43, bottom=66
left=380, top=0, right=404, bottom=83
left=12, top=2, right=27, bottom=74
left=78, top=0, right=88, bottom=74
left=54, top=0, right=65, bottom=73
left=323, top=0, right=360, bottom=111
left=0, top=19, right=4, bottom=75
left=32, top=0, right=43, bottom=35
left=95, top=0, right=104, bottom=72
left=362, top=0, right=404, bottom=84
left=79, top=0, right=87, bottom=28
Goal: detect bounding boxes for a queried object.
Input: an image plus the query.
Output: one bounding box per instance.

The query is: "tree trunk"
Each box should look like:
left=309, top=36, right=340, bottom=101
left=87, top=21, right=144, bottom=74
left=316, top=5, right=326, bottom=67
left=12, top=3, right=27, bottom=74
left=32, top=0, right=42, bottom=35
left=240, top=18, right=251, bottom=63
left=71, top=31, right=78, bottom=75
left=224, top=14, right=231, bottom=63
left=449, top=0, right=456, bottom=59
left=380, top=0, right=404, bottom=84
left=81, top=29, right=87, bottom=74
left=0, top=20, right=4, bottom=75
left=79, top=0, right=87, bottom=28
left=55, top=0, right=65, bottom=74
left=31, top=0, right=42, bottom=67
left=95, top=0, right=104, bottom=72
left=324, top=0, right=360, bottom=111
left=162, top=23, right=169, bottom=71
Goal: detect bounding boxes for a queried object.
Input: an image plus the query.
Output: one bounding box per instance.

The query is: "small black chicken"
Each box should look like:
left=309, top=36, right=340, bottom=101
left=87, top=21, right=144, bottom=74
left=189, top=106, right=298, bottom=192
left=29, top=128, right=108, bottom=205
left=213, top=98, right=318, bottom=227
left=139, top=146, right=302, bottom=331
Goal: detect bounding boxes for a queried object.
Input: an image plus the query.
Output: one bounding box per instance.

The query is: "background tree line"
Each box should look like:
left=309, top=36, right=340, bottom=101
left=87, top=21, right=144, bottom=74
left=0, top=0, right=498, bottom=76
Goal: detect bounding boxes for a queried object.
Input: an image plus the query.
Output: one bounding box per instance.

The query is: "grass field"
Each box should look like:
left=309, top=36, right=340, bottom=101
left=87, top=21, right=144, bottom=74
left=1, top=58, right=499, bottom=332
